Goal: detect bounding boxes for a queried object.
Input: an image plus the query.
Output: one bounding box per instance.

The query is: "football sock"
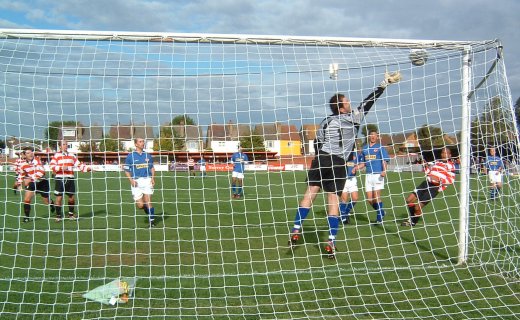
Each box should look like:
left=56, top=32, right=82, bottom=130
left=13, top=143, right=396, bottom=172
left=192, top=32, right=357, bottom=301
left=55, top=206, right=62, bottom=217
left=149, top=207, right=155, bottom=222
left=373, top=202, right=385, bottom=221
left=238, top=186, right=243, bottom=195
left=339, top=202, right=347, bottom=216
left=345, top=201, right=356, bottom=217
left=24, top=203, right=31, bottom=217
left=327, top=216, right=339, bottom=240
left=143, top=204, right=150, bottom=215
left=340, top=201, right=356, bottom=221
left=231, top=184, right=236, bottom=194
left=408, top=203, right=416, bottom=216
left=293, top=207, right=310, bottom=229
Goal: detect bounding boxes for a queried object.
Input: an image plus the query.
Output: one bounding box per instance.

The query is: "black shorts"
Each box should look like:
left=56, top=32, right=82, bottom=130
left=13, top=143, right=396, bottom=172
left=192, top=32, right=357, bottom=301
left=25, top=179, right=50, bottom=198
left=54, top=177, right=76, bottom=195
left=307, top=153, right=347, bottom=195
left=414, top=180, right=440, bottom=204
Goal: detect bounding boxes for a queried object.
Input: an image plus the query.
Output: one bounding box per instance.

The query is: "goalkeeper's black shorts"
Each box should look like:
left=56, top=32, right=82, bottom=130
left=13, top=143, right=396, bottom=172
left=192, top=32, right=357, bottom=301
left=307, top=153, right=347, bottom=195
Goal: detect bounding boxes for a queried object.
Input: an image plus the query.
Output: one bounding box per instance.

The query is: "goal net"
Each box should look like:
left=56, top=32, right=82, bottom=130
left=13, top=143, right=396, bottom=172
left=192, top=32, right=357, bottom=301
left=0, top=29, right=519, bottom=319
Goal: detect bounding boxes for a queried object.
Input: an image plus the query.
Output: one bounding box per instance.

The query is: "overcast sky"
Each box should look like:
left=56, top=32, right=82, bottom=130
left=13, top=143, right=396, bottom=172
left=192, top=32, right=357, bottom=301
left=0, top=0, right=518, bottom=140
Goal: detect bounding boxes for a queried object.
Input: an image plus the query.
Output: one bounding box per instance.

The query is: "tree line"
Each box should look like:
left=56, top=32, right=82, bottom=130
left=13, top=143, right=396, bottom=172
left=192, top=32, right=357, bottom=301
left=2, top=97, right=519, bottom=153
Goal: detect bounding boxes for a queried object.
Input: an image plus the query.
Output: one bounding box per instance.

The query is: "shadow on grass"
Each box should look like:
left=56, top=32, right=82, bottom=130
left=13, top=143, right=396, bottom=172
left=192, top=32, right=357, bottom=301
left=137, top=211, right=169, bottom=227
left=77, top=210, right=106, bottom=219
left=153, top=213, right=170, bottom=227
left=285, top=224, right=323, bottom=255
left=349, top=211, right=372, bottom=225
left=386, top=220, right=456, bottom=263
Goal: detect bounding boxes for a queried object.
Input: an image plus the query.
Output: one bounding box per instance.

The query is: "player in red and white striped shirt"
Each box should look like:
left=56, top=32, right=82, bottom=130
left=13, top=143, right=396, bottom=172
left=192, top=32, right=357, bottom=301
left=49, top=140, right=91, bottom=222
left=187, top=157, right=196, bottom=177
left=12, top=153, right=26, bottom=194
left=402, top=147, right=456, bottom=226
left=19, top=148, right=55, bottom=223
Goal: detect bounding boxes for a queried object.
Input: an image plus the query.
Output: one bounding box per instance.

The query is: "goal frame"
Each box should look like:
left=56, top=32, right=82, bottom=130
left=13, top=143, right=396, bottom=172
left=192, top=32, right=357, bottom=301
left=0, top=28, right=500, bottom=264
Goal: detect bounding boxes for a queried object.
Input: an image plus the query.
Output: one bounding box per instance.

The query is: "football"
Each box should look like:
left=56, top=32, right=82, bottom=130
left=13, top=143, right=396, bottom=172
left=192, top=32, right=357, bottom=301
left=409, top=49, right=428, bottom=66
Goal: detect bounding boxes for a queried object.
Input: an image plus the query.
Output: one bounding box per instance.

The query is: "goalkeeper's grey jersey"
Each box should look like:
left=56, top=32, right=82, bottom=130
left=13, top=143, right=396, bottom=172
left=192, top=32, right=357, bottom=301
left=316, top=110, right=363, bottom=160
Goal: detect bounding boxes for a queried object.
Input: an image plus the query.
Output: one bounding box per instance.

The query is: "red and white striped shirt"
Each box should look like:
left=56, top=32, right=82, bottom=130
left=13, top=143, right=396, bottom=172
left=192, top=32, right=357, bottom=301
left=425, top=160, right=456, bottom=191
left=13, top=158, right=26, bottom=176
left=19, top=157, right=46, bottom=182
left=50, top=152, right=89, bottom=178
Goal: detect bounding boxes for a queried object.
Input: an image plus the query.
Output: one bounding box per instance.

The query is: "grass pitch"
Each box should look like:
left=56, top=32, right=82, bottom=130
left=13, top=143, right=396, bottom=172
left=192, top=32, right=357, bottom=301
left=0, top=170, right=519, bottom=319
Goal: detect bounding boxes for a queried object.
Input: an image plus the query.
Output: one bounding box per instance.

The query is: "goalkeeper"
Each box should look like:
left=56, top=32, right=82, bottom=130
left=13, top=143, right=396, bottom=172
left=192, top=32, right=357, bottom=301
left=288, top=71, right=401, bottom=259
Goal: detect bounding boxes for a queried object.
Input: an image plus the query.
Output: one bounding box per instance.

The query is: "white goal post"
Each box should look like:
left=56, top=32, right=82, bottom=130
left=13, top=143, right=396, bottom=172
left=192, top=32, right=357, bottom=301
left=1, top=29, right=519, bottom=319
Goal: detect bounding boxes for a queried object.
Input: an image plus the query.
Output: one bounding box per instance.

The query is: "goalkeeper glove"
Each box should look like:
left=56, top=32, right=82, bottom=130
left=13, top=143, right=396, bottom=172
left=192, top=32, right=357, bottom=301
left=380, top=71, right=401, bottom=88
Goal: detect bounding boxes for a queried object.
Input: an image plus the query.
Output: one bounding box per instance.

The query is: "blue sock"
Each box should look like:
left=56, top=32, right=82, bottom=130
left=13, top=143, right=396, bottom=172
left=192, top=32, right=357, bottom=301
left=232, top=184, right=236, bottom=194
left=340, top=202, right=356, bottom=221
left=373, top=202, right=385, bottom=222
left=293, top=207, right=310, bottom=229
left=345, top=201, right=356, bottom=217
left=327, top=216, right=340, bottom=240
left=143, top=204, right=150, bottom=215
left=238, top=186, right=243, bottom=195
left=149, top=207, right=155, bottom=222
left=339, top=202, right=347, bottom=216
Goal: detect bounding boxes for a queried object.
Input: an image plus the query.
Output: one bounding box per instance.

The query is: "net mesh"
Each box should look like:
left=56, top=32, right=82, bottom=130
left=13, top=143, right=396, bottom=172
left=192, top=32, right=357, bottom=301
left=0, top=30, right=519, bottom=319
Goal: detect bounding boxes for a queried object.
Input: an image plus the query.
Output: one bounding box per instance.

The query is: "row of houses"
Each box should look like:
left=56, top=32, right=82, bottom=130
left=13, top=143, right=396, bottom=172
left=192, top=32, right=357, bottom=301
left=58, top=122, right=307, bottom=155
left=7, top=121, right=458, bottom=157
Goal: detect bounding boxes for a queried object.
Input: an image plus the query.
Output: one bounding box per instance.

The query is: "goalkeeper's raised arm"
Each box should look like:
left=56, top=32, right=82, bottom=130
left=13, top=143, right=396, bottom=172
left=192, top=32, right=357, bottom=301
left=357, top=71, right=401, bottom=117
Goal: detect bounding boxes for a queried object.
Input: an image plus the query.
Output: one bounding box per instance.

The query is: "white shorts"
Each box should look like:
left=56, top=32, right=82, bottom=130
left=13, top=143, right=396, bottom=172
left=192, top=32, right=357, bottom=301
left=365, top=173, right=385, bottom=191
left=200, top=165, right=206, bottom=172
left=131, top=177, right=154, bottom=201
left=488, top=171, right=503, bottom=184
left=232, top=171, right=245, bottom=179
left=342, top=177, right=359, bottom=193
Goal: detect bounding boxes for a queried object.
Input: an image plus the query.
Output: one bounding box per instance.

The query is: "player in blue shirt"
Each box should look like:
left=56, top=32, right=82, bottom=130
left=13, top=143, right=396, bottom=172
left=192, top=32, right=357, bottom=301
left=339, top=150, right=363, bottom=224
left=124, top=138, right=156, bottom=227
left=484, top=147, right=505, bottom=199
left=198, top=157, right=207, bottom=177
left=359, top=130, right=390, bottom=224
left=230, top=145, right=249, bottom=198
